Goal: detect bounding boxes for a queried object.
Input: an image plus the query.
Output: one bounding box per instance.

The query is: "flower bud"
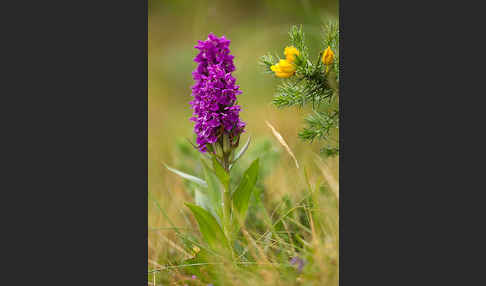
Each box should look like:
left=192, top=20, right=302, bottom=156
left=222, top=133, right=231, bottom=154
left=213, top=142, right=223, bottom=158
left=205, top=144, right=214, bottom=154
left=322, top=46, right=334, bottom=65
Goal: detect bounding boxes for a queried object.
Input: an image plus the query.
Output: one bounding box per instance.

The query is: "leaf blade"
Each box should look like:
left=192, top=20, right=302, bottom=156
left=232, top=158, right=260, bottom=223
left=185, top=203, right=229, bottom=252
left=212, top=157, right=230, bottom=190
left=232, top=136, right=251, bottom=164
left=163, top=164, right=208, bottom=188
left=200, top=159, right=223, bottom=223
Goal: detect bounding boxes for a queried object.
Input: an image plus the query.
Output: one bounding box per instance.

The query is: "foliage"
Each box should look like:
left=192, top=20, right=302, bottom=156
left=260, top=22, right=340, bottom=155
left=165, top=139, right=260, bottom=255
left=151, top=138, right=339, bottom=285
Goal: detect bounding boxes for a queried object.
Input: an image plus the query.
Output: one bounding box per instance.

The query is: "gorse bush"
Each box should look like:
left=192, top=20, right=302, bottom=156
left=260, top=22, right=340, bottom=156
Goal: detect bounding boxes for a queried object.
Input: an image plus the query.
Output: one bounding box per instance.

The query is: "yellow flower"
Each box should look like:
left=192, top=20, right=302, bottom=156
left=271, top=59, right=296, bottom=78
left=322, top=46, right=334, bottom=65
left=270, top=46, right=300, bottom=78
left=192, top=245, right=200, bottom=254
left=277, top=59, right=296, bottom=73
left=284, top=46, right=300, bottom=63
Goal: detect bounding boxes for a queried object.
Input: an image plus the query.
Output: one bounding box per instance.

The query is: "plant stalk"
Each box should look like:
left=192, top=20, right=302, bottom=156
left=221, top=151, right=234, bottom=260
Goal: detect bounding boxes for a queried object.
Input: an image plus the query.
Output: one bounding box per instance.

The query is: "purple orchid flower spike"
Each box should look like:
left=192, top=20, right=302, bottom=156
left=190, top=33, right=246, bottom=154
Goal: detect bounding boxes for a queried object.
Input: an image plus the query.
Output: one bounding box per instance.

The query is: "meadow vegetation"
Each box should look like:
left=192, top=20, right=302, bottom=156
left=149, top=1, right=339, bottom=285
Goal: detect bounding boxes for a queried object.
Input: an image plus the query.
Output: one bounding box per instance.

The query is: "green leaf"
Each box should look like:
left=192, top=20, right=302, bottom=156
left=194, top=188, right=211, bottom=213
left=185, top=203, right=229, bottom=252
left=232, top=136, right=251, bottom=165
left=212, top=157, right=229, bottom=189
left=163, top=163, right=208, bottom=188
left=200, top=159, right=223, bottom=223
left=232, top=158, right=259, bottom=223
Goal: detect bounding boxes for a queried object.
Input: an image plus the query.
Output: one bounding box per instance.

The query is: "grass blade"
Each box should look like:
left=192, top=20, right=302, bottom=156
left=265, top=121, right=299, bottom=168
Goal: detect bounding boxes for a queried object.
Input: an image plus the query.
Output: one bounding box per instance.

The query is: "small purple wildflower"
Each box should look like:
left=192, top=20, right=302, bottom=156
left=190, top=33, right=245, bottom=152
left=191, top=275, right=197, bottom=280
left=290, top=256, right=306, bottom=273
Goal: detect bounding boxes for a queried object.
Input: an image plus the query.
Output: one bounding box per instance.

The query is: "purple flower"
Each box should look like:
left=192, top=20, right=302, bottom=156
left=190, top=33, right=246, bottom=152
left=290, top=256, right=306, bottom=273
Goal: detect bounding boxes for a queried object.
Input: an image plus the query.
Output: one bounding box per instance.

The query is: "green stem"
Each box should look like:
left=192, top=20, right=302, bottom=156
left=223, top=185, right=231, bottom=235
left=221, top=152, right=234, bottom=260
left=221, top=153, right=230, bottom=226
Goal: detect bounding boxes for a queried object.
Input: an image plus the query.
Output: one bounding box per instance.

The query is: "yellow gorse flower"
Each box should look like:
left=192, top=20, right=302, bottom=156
left=271, top=61, right=294, bottom=78
left=271, top=46, right=300, bottom=78
left=322, top=46, right=334, bottom=65
left=284, top=46, right=300, bottom=63
left=192, top=245, right=200, bottom=254
left=276, top=59, right=296, bottom=73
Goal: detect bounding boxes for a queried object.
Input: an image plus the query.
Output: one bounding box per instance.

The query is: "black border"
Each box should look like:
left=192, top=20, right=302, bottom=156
left=2, top=0, right=148, bottom=284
